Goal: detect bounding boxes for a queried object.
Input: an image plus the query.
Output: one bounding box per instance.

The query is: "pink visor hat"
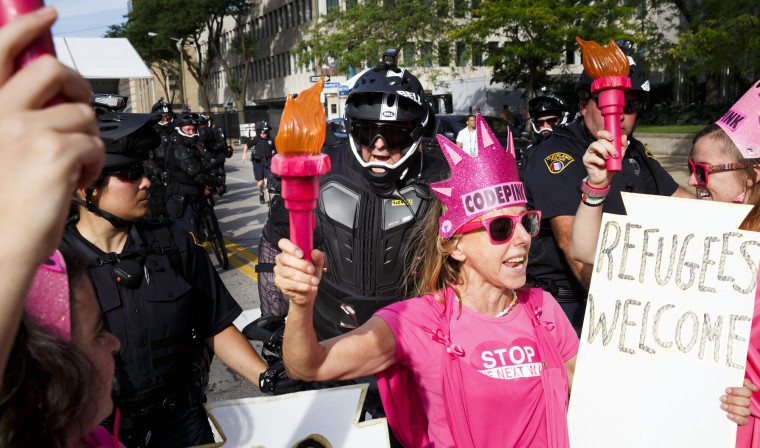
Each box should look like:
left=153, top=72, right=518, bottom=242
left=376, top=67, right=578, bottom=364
left=431, top=114, right=526, bottom=238
left=25, top=249, right=71, bottom=340
left=716, top=79, right=760, bottom=159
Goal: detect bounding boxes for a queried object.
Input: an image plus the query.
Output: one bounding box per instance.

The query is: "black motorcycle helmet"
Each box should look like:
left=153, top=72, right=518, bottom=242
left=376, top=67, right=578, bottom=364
left=576, top=56, right=651, bottom=102
left=528, top=92, right=570, bottom=134
left=175, top=112, right=199, bottom=144
left=344, top=48, right=432, bottom=194
left=151, top=99, right=173, bottom=115
left=76, top=113, right=161, bottom=227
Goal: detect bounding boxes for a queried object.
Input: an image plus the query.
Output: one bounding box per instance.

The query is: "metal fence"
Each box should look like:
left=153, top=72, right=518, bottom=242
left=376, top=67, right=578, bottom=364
left=209, top=107, right=285, bottom=144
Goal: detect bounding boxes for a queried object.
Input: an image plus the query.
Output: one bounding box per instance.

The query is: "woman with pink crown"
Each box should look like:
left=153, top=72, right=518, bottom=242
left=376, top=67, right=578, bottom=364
left=570, top=80, right=760, bottom=446
left=275, top=115, right=579, bottom=447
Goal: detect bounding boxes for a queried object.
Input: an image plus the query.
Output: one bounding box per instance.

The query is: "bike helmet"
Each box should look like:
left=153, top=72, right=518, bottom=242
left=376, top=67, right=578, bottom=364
left=75, top=113, right=161, bottom=227
left=344, top=48, right=432, bottom=193
left=528, top=92, right=570, bottom=134
left=576, top=56, right=651, bottom=101
left=175, top=112, right=199, bottom=144
left=256, top=121, right=272, bottom=133
left=151, top=99, right=173, bottom=115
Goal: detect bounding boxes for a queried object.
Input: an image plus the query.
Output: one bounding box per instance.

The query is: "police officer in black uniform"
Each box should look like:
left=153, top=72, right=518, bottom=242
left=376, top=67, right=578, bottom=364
left=63, top=109, right=267, bottom=448
left=197, top=114, right=229, bottom=196
left=523, top=59, right=692, bottom=335
left=242, top=121, right=276, bottom=204
left=145, top=99, right=174, bottom=219
left=259, top=49, right=448, bottom=338
left=165, top=112, right=221, bottom=233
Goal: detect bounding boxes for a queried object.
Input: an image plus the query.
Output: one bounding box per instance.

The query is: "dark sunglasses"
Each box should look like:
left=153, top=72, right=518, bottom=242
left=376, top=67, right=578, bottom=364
left=349, top=120, right=416, bottom=151
left=106, top=163, right=145, bottom=182
left=456, top=210, right=541, bottom=244
left=688, top=159, right=747, bottom=186
left=535, top=117, right=560, bottom=127
left=591, top=96, right=643, bottom=114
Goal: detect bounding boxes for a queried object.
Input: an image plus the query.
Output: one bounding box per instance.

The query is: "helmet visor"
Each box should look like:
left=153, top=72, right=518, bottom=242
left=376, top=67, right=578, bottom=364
left=349, top=120, right=416, bottom=151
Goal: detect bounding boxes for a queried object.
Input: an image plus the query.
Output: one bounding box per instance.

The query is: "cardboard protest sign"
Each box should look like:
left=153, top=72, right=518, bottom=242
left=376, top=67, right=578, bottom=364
left=568, top=193, right=759, bottom=447
left=202, top=383, right=390, bottom=447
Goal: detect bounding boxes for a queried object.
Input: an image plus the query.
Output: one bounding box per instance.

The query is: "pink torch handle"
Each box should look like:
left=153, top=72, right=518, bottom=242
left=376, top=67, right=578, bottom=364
left=597, top=88, right=624, bottom=171
left=591, top=76, right=631, bottom=172
left=0, top=0, right=63, bottom=106
left=271, top=154, right=331, bottom=261
left=280, top=175, right=320, bottom=260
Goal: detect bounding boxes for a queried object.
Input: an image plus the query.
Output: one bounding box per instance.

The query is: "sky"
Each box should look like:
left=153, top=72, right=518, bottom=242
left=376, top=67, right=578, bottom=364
left=46, top=0, right=129, bottom=38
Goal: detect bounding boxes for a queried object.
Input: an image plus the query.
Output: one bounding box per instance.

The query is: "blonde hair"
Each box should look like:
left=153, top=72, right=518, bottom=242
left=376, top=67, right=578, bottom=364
left=404, top=198, right=464, bottom=310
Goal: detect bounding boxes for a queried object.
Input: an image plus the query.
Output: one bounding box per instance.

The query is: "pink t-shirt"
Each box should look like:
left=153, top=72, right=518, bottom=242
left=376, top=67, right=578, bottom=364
left=375, top=288, right=579, bottom=447
left=737, top=271, right=760, bottom=447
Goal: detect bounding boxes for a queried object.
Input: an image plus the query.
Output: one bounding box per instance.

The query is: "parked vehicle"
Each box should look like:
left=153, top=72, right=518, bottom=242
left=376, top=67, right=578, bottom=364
left=421, top=114, right=530, bottom=164
left=327, top=118, right=348, bottom=142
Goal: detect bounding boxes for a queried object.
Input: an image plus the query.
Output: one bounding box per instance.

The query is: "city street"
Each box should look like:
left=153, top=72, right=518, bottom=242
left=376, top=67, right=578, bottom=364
left=202, top=142, right=696, bottom=404
left=203, top=148, right=270, bottom=402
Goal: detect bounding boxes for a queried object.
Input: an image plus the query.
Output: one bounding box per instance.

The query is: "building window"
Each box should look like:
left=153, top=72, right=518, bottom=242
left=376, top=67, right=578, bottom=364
left=403, top=42, right=416, bottom=67
left=473, top=46, right=483, bottom=66
left=486, top=41, right=498, bottom=65
left=565, top=49, right=576, bottom=65
left=327, top=0, right=339, bottom=13
left=453, top=0, right=466, bottom=18
left=456, top=42, right=467, bottom=67
left=471, top=0, right=481, bottom=17
left=420, top=42, right=433, bottom=67
left=346, top=0, right=357, bottom=9
left=438, top=41, right=450, bottom=66
left=436, top=0, right=448, bottom=17
left=306, top=0, right=312, bottom=20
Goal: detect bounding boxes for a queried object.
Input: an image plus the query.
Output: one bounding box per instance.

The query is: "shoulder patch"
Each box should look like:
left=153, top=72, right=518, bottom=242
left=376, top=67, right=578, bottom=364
left=544, top=152, right=575, bottom=174
left=644, top=145, right=657, bottom=160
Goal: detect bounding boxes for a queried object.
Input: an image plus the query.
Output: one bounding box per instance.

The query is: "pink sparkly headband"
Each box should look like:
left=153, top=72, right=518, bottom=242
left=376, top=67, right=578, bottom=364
left=25, top=250, right=71, bottom=340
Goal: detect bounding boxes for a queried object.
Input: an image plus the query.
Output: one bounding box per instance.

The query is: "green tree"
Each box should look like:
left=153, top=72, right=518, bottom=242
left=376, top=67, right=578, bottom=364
left=453, top=0, right=644, bottom=99
left=111, top=0, right=258, bottom=123
left=294, top=0, right=454, bottom=79
left=665, top=0, right=760, bottom=103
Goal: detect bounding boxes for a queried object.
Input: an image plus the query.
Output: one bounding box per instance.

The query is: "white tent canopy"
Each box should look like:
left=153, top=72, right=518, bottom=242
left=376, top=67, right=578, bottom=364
left=53, top=37, right=151, bottom=79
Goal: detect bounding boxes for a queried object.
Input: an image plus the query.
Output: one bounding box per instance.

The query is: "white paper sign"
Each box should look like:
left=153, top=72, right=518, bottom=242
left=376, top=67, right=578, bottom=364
left=201, top=384, right=390, bottom=448
left=568, top=193, right=759, bottom=447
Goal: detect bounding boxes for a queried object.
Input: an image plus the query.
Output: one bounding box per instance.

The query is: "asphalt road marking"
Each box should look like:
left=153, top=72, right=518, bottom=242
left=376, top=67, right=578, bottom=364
left=224, top=237, right=259, bottom=281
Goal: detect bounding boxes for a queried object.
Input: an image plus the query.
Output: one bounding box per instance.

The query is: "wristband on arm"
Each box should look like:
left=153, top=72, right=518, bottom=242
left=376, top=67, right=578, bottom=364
left=581, top=176, right=610, bottom=207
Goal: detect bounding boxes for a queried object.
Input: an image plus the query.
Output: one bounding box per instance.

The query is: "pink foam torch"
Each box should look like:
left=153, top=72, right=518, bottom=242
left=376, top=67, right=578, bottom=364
left=0, top=0, right=63, bottom=106
left=576, top=37, right=631, bottom=172
left=272, top=78, right=331, bottom=260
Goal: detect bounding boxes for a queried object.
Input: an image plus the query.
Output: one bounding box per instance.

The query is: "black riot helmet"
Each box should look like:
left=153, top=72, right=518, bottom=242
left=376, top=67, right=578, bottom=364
left=75, top=112, right=161, bottom=227
left=256, top=121, right=272, bottom=133
left=151, top=98, right=173, bottom=115
left=344, top=48, right=432, bottom=194
left=198, top=114, right=210, bottom=127
left=174, top=112, right=199, bottom=145
left=528, top=91, right=570, bottom=135
left=576, top=56, right=651, bottom=102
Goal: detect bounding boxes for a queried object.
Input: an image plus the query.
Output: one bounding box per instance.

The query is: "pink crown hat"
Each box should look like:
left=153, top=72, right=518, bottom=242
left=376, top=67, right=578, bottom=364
left=24, top=249, right=71, bottom=341
left=716, top=79, right=760, bottom=159
left=431, top=114, right=526, bottom=238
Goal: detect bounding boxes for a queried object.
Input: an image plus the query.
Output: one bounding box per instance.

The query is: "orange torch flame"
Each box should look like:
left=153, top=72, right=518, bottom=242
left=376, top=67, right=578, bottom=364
left=275, top=77, right=326, bottom=156
left=575, top=37, right=630, bottom=79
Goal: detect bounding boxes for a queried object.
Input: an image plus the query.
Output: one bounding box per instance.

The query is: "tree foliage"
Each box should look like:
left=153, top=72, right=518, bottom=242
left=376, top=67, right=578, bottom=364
left=666, top=0, right=760, bottom=80
left=453, top=0, right=647, bottom=98
left=294, top=0, right=454, bottom=77
left=112, top=0, right=258, bottom=120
